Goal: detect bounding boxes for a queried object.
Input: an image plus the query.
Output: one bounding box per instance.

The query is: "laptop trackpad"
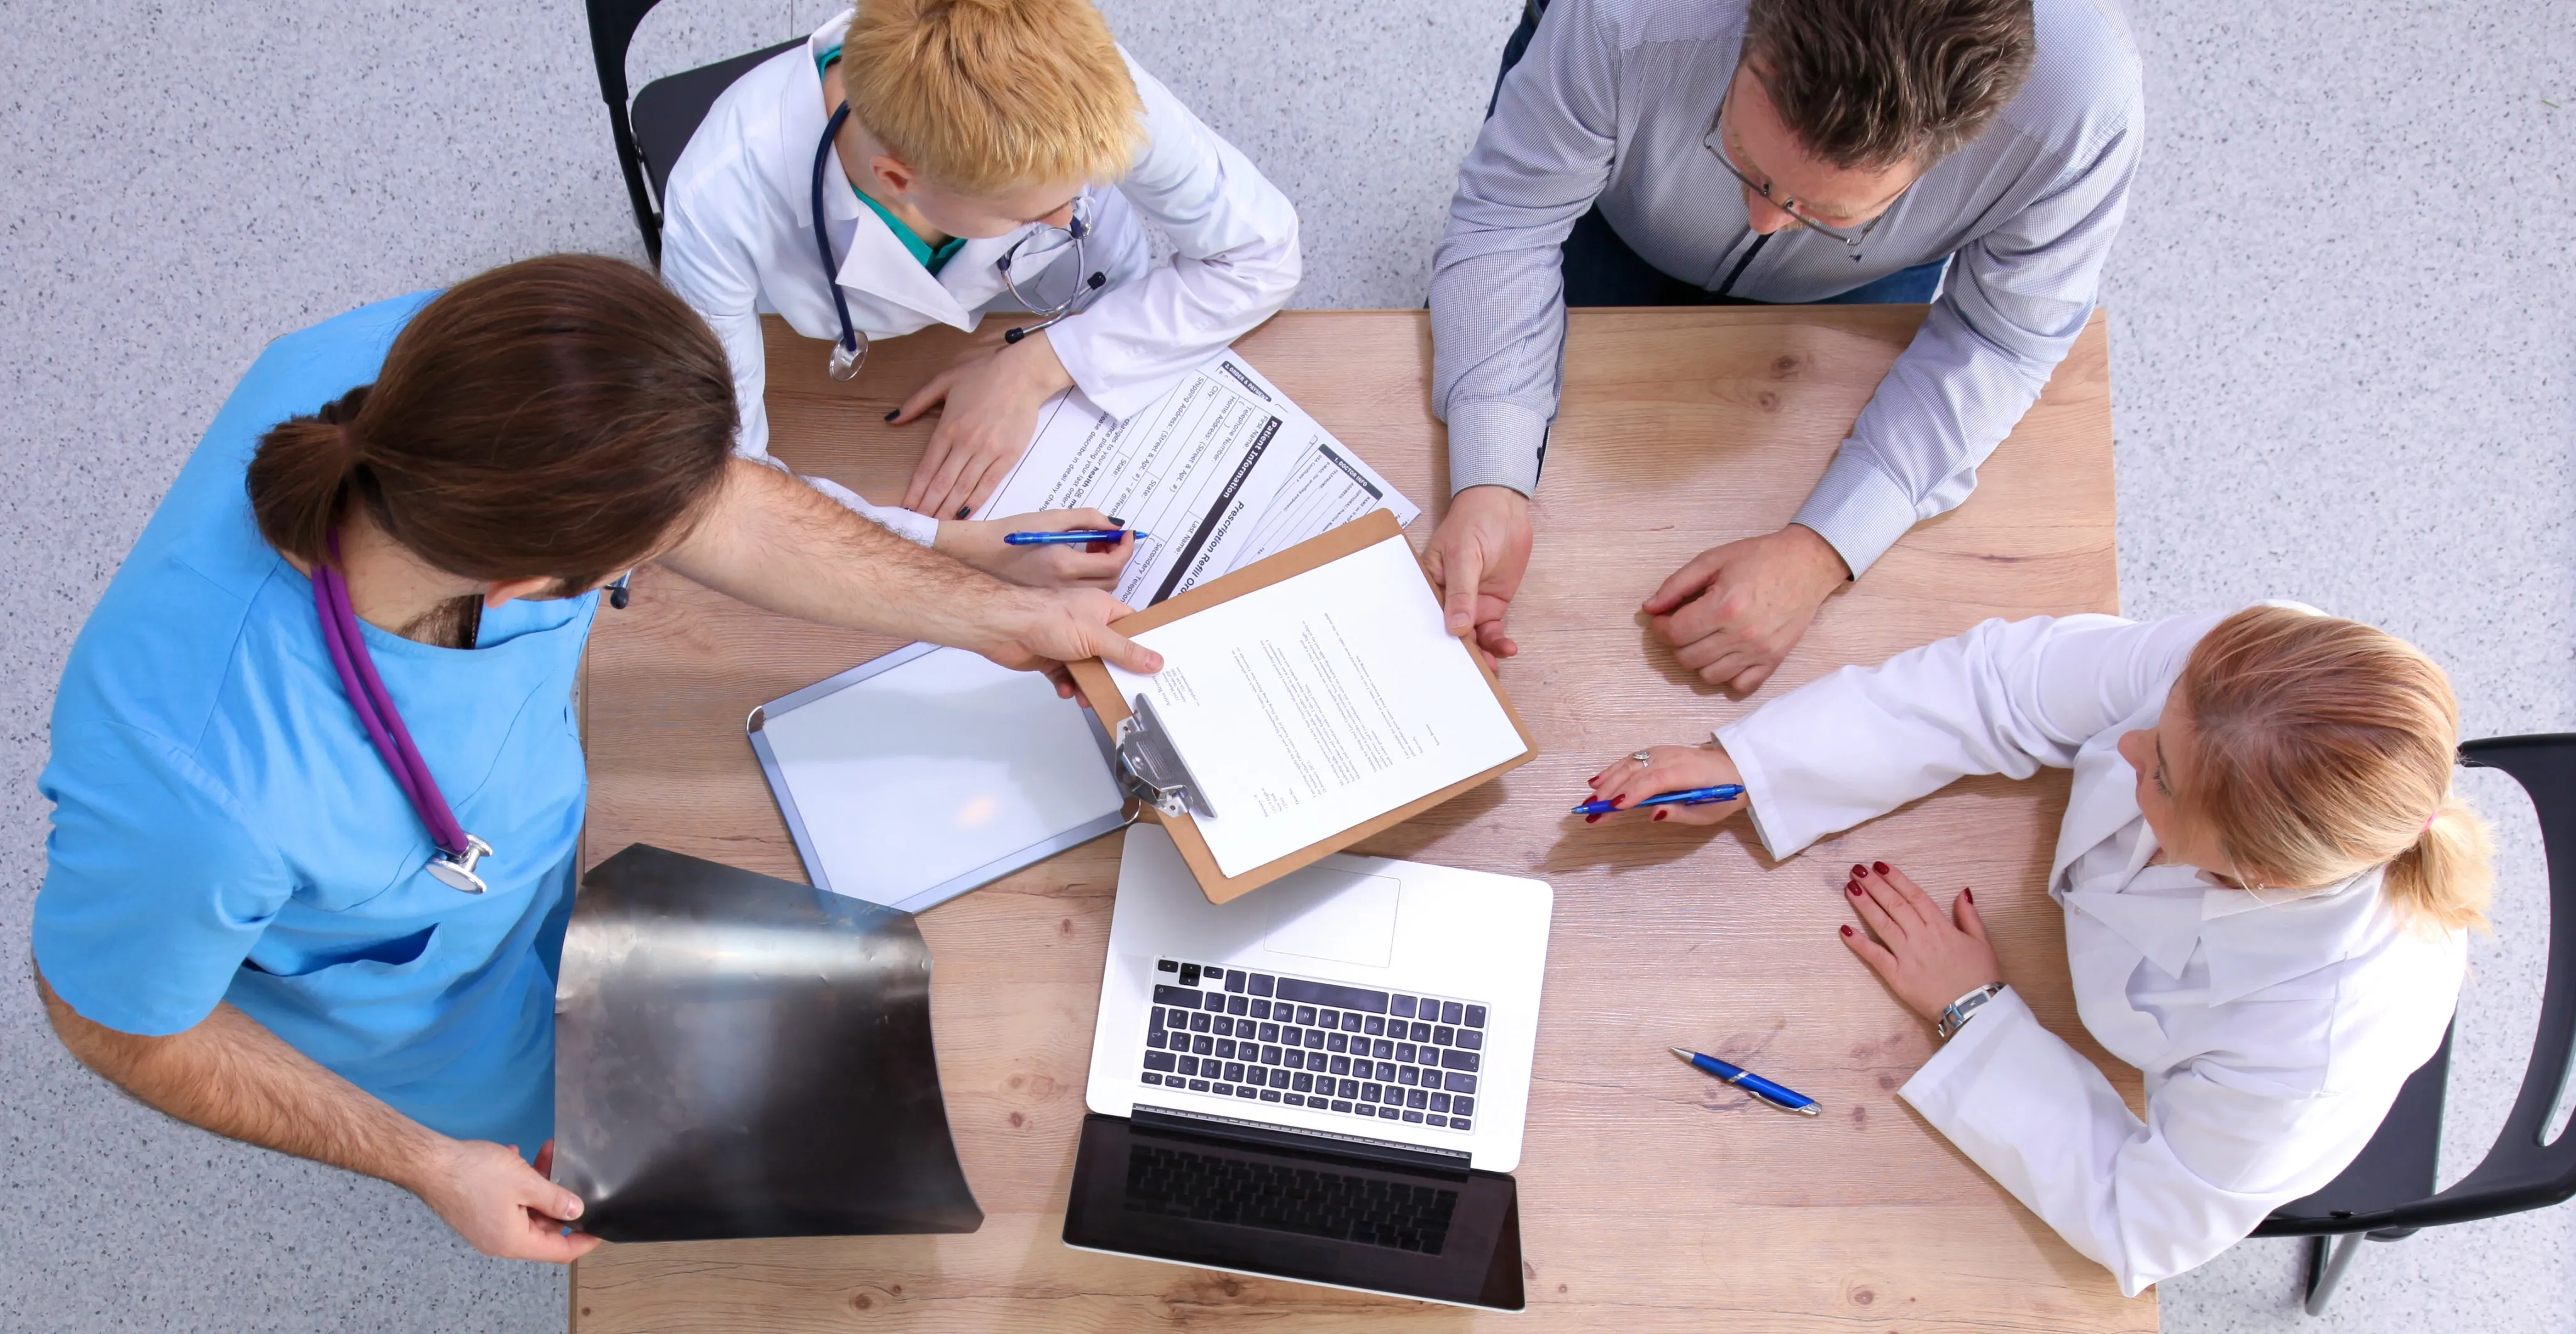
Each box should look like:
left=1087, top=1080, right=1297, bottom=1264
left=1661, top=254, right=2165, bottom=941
left=1261, top=869, right=1401, bottom=969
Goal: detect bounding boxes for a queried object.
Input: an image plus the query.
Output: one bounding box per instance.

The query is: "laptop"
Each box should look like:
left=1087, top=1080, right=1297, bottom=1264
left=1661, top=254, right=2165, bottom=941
left=1066, top=825, right=1552, bottom=1309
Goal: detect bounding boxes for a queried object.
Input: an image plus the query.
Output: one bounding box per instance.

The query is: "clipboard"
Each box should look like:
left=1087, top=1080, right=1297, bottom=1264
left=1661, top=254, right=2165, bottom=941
left=1067, top=509, right=1538, bottom=904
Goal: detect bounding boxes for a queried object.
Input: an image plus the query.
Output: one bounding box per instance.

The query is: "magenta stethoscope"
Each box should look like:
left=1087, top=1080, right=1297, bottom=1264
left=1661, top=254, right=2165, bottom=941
left=312, top=534, right=494, bottom=894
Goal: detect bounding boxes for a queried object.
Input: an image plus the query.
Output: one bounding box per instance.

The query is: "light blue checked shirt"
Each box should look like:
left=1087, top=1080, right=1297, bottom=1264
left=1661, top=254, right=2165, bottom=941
left=1431, top=0, right=2141, bottom=575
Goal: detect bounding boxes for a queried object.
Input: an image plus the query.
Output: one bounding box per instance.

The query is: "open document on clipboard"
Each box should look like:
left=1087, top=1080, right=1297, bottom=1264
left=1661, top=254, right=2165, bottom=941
left=751, top=353, right=1426, bottom=913
left=971, top=350, right=1421, bottom=608
left=1069, top=510, right=1538, bottom=904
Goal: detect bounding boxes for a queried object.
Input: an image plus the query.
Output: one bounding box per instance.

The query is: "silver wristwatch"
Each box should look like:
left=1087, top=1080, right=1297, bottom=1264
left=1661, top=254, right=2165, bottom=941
left=1936, top=982, right=2006, bottom=1040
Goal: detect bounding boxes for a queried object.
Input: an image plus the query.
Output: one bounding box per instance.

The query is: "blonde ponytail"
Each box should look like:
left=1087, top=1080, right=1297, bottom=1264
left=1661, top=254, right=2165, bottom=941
left=2382, top=796, right=2495, bottom=933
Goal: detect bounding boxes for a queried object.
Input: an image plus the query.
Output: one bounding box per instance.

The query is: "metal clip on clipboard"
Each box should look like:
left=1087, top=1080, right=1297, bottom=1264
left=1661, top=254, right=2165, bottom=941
left=1113, top=694, right=1216, bottom=820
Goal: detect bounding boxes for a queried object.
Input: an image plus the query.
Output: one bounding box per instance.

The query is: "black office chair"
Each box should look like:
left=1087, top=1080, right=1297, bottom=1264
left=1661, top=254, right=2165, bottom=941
left=2250, top=733, right=2576, bottom=1314
left=584, top=0, right=802, bottom=265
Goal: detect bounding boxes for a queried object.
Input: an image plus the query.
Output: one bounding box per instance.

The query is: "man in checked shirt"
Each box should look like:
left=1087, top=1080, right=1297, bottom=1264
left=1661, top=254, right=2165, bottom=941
left=1423, top=0, right=2140, bottom=691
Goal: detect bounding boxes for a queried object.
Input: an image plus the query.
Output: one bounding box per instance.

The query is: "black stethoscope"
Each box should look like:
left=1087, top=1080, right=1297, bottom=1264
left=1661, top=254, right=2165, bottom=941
left=809, top=102, right=1105, bottom=381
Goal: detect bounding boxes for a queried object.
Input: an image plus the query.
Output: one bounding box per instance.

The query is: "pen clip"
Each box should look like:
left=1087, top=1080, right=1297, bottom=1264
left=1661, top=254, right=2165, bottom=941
left=1743, top=1084, right=1799, bottom=1113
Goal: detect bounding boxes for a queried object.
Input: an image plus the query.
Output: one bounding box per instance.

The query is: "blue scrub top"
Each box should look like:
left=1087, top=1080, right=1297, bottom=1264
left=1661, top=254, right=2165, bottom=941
left=35, top=291, right=594, bottom=1158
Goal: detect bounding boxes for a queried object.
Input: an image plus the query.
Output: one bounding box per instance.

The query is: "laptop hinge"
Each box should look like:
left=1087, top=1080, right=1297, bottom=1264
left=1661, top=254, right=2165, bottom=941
left=1131, top=1105, right=1473, bottom=1176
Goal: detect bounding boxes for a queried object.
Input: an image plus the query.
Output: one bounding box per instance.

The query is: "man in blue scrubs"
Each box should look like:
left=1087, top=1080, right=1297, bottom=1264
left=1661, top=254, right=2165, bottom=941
left=31, top=255, right=1158, bottom=1262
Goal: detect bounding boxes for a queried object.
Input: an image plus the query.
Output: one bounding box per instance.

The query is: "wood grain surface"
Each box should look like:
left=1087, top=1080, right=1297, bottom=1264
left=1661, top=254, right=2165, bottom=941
left=572, top=308, right=2148, bottom=1332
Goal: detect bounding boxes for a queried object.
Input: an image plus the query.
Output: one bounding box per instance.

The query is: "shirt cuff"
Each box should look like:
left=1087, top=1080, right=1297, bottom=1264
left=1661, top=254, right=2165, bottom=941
left=1898, top=983, right=2035, bottom=1116
left=1445, top=399, right=1550, bottom=496
left=1791, top=448, right=1921, bottom=577
left=801, top=474, right=938, bottom=547
left=1709, top=723, right=1791, bottom=859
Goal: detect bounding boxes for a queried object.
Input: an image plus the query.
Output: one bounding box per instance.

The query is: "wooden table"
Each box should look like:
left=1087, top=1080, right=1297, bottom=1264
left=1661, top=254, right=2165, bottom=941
left=573, top=308, right=2144, bottom=1331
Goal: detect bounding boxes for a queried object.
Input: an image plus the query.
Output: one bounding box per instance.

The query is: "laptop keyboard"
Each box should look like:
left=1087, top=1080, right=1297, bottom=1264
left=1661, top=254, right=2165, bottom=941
left=1136, top=959, right=1484, bottom=1135
left=1122, top=1141, right=1458, bottom=1255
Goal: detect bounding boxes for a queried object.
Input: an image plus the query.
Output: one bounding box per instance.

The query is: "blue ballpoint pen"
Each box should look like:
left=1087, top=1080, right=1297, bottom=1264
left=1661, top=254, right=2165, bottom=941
left=1672, top=1047, right=1821, bottom=1116
left=1003, top=529, right=1149, bottom=545
left=1570, top=784, right=1743, bottom=816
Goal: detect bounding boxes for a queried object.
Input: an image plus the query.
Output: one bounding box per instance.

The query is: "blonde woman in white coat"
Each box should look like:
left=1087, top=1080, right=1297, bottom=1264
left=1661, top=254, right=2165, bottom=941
left=1582, top=605, right=2494, bottom=1295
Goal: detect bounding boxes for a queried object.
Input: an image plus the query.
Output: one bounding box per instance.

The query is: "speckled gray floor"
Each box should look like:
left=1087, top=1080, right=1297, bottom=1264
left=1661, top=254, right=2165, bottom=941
left=1, top=1, right=2568, bottom=1330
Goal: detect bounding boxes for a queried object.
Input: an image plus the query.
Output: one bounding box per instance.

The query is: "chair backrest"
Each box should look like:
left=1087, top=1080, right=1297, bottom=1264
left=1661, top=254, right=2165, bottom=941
left=583, top=0, right=799, bottom=266
left=583, top=0, right=668, bottom=264
left=2263, top=733, right=2576, bottom=1236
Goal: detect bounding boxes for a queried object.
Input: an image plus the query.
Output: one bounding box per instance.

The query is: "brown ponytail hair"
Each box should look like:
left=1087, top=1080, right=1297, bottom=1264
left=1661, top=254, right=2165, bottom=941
left=247, top=254, right=736, bottom=592
left=2176, top=606, right=2494, bottom=933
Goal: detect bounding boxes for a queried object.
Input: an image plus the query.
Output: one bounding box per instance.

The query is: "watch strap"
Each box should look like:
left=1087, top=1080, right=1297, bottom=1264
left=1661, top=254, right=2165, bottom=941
left=1936, top=982, right=2006, bottom=1041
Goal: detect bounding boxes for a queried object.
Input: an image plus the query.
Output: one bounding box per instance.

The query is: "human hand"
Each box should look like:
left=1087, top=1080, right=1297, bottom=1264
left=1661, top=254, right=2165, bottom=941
left=935, top=508, right=1135, bottom=590
left=897, top=333, right=1076, bottom=520
left=1837, top=861, right=2002, bottom=1026
left=1422, top=486, right=1533, bottom=659
left=1581, top=743, right=1748, bottom=826
left=408, top=1137, right=599, bottom=1263
left=1643, top=524, right=1850, bottom=692
left=970, top=587, right=1163, bottom=703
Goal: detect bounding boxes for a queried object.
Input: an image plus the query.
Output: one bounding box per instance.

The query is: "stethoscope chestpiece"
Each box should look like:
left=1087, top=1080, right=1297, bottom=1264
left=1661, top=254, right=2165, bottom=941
left=828, top=336, right=865, bottom=381
left=427, top=833, right=496, bottom=894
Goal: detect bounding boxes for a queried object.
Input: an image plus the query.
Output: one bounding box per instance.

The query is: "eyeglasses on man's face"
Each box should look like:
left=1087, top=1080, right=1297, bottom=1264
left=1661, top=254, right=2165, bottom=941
left=1702, top=70, right=1907, bottom=247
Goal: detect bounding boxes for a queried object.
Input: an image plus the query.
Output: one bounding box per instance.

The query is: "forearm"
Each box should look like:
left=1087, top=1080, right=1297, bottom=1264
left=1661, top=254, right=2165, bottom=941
left=38, top=969, right=443, bottom=1191
left=1897, top=989, right=2292, bottom=1297
left=1792, top=304, right=2060, bottom=576
left=665, top=459, right=1043, bottom=648
left=1048, top=230, right=1299, bottom=420
left=1431, top=0, right=1615, bottom=496
left=1716, top=616, right=2107, bottom=857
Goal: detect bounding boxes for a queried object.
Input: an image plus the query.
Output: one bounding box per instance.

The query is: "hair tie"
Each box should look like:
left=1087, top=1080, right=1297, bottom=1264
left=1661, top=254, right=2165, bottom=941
left=2423, top=811, right=2439, bottom=834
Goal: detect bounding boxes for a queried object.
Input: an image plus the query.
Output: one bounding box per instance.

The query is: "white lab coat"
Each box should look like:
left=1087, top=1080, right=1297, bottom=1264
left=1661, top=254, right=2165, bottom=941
left=660, top=9, right=1302, bottom=542
left=1716, top=611, right=2465, bottom=1296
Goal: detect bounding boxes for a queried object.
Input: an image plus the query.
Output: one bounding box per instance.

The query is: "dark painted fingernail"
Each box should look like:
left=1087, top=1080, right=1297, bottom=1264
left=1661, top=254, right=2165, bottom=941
left=884, top=409, right=899, bottom=421
left=1850, top=863, right=1868, bottom=879
left=1109, top=516, right=1126, bottom=527
left=1848, top=882, right=1862, bottom=896
left=1584, top=813, right=1601, bottom=824
left=955, top=504, right=971, bottom=519
left=1872, top=861, right=1890, bottom=876
left=1963, top=887, right=1975, bottom=904
left=1840, top=925, right=1855, bottom=937
left=1653, top=809, right=1668, bottom=821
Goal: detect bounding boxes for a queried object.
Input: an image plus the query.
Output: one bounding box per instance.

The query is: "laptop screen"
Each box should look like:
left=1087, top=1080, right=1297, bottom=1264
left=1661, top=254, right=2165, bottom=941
left=1062, top=1114, right=1524, bottom=1311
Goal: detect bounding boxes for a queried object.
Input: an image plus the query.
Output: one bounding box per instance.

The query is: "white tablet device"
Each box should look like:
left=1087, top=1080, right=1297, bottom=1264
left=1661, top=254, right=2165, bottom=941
left=748, top=643, right=1132, bottom=913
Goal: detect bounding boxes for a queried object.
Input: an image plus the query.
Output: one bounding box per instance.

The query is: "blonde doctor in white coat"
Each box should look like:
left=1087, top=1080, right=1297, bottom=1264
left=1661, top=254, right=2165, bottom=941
left=1582, top=605, right=2494, bottom=1294
left=660, top=0, right=1300, bottom=537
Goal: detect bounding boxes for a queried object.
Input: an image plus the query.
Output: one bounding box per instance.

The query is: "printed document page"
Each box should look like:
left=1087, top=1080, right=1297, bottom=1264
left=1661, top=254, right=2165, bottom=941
left=973, top=352, right=1419, bottom=609
left=1102, top=535, right=1525, bottom=877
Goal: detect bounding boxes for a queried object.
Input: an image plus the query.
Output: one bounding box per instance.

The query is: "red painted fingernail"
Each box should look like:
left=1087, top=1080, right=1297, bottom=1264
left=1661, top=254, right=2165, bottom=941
left=1872, top=861, right=1890, bottom=876
left=1847, top=882, right=1863, bottom=896
left=1850, top=864, right=1868, bottom=879
left=1963, top=887, right=1974, bottom=904
left=1653, top=809, right=1668, bottom=821
left=1590, top=772, right=1604, bottom=783
left=1840, top=925, right=1855, bottom=937
left=1584, top=813, right=1601, bottom=824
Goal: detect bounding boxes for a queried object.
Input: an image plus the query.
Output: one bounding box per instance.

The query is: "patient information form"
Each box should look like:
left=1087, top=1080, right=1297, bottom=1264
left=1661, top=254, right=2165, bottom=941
left=974, top=352, right=1420, bottom=608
